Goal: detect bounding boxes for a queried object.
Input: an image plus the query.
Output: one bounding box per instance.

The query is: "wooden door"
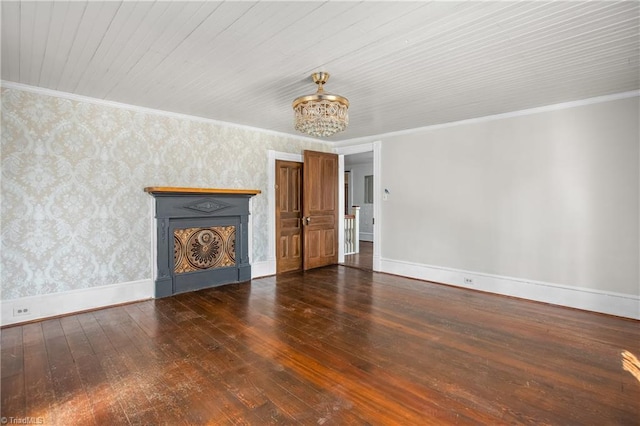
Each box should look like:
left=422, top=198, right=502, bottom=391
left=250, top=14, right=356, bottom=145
left=276, top=160, right=303, bottom=273
left=303, top=150, right=339, bottom=270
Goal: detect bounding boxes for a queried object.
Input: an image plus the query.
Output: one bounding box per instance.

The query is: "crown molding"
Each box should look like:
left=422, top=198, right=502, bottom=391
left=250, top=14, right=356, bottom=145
left=0, top=80, right=331, bottom=146
left=335, top=90, right=640, bottom=146
left=4, top=81, right=636, bottom=147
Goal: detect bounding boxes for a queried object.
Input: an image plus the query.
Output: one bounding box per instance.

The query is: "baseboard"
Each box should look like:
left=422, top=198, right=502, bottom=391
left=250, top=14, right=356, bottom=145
left=380, top=258, right=640, bottom=320
left=1, top=279, right=154, bottom=326
left=1, top=260, right=281, bottom=326
left=252, top=260, right=276, bottom=278
left=1, top=262, right=278, bottom=327
left=7, top=261, right=633, bottom=326
left=360, top=233, right=374, bottom=242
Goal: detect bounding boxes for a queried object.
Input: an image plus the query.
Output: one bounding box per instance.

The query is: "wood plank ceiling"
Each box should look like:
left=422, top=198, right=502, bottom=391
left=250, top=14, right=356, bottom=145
left=2, top=1, right=638, bottom=141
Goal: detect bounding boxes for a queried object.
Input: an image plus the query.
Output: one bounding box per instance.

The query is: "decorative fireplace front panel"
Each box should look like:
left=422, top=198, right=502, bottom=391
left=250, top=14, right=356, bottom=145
left=145, top=187, right=260, bottom=298
left=174, top=225, right=236, bottom=274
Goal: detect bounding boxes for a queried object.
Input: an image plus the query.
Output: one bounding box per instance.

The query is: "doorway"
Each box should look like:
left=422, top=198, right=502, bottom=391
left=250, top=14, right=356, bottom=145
left=274, top=151, right=339, bottom=274
left=342, top=151, right=374, bottom=271
left=267, top=143, right=380, bottom=277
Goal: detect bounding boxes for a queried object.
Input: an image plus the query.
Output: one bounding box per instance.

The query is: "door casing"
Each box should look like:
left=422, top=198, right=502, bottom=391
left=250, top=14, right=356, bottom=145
left=267, top=144, right=381, bottom=276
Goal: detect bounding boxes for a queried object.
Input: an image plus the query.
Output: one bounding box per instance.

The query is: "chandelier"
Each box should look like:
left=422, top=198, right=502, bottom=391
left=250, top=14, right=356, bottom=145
left=292, top=72, right=349, bottom=138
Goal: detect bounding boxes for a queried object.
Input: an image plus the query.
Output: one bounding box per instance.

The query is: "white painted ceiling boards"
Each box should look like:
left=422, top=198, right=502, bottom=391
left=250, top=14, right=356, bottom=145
left=2, top=1, right=638, bottom=141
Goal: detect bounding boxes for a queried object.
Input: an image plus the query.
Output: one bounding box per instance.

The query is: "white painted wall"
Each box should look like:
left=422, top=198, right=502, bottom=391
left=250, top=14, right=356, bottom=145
left=379, top=96, right=639, bottom=317
left=346, top=162, right=374, bottom=241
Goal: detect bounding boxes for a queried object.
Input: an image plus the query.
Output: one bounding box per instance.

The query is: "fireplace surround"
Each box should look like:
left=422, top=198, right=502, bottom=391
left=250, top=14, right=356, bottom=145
left=145, top=187, right=260, bottom=298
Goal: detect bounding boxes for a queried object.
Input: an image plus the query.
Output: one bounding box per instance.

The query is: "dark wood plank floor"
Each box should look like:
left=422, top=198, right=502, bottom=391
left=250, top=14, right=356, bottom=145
left=343, top=241, right=373, bottom=271
left=2, top=266, right=639, bottom=425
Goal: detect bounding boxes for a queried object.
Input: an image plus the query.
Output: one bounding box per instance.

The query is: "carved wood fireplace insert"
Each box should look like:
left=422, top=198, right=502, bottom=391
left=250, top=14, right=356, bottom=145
left=144, top=187, right=261, bottom=298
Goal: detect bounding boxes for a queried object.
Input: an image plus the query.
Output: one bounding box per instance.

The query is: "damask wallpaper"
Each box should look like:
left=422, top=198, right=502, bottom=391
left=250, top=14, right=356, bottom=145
left=1, top=87, right=327, bottom=300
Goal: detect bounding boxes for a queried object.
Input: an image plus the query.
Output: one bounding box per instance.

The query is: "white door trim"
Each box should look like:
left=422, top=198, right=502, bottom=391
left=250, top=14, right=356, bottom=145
left=336, top=142, right=382, bottom=271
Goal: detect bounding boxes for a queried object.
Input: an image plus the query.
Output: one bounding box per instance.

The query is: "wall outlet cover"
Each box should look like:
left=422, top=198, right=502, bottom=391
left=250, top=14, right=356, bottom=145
left=13, top=307, right=31, bottom=316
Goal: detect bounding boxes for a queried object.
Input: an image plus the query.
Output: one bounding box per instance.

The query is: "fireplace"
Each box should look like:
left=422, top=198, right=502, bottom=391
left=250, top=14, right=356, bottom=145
left=145, top=187, right=261, bottom=298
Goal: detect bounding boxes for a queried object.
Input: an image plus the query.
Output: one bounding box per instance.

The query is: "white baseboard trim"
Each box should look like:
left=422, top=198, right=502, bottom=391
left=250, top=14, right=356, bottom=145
left=6, top=261, right=635, bottom=326
left=252, top=260, right=276, bottom=278
left=1, top=262, right=278, bottom=327
left=380, top=258, right=640, bottom=320
left=359, top=233, right=374, bottom=242
left=1, top=279, right=154, bottom=327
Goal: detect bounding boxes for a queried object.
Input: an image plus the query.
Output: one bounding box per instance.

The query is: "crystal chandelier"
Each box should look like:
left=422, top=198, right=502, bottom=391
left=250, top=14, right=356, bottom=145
left=292, top=72, right=349, bottom=138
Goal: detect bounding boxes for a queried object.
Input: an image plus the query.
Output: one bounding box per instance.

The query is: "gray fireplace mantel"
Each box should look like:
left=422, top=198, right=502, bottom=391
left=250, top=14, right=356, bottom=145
left=145, top=187, right=261, bottom=298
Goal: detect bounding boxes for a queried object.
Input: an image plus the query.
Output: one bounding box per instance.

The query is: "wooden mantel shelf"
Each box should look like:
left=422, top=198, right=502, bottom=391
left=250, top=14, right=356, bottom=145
left=144, top=187, right=261, bottom=196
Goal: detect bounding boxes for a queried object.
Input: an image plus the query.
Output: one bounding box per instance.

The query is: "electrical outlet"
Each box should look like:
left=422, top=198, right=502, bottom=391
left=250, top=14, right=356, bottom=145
left=464, top=277, right=474, bottom=285
left=13, top=306, right=31, bottom=317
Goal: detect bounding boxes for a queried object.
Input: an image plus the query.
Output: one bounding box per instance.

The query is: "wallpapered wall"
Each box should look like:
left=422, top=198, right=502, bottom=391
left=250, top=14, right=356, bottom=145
left=1, top=87, right=327, bottom=300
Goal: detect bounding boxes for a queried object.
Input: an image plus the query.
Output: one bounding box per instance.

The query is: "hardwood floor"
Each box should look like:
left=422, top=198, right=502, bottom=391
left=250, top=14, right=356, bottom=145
left=343, top=241, right=373, bottom=271
left=2, top=266, right=639, bottom=425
